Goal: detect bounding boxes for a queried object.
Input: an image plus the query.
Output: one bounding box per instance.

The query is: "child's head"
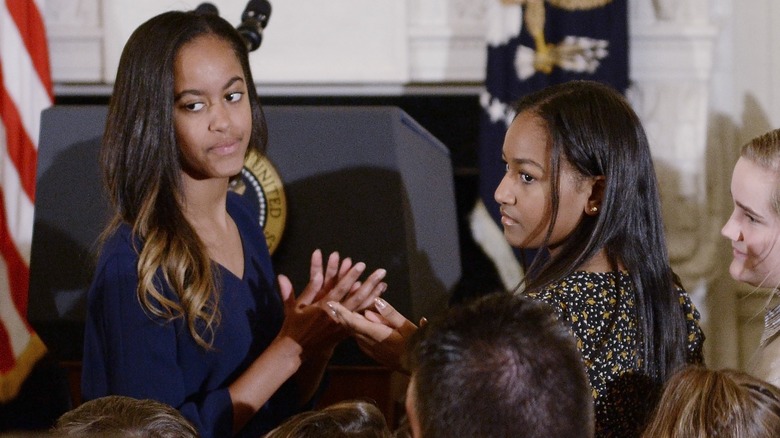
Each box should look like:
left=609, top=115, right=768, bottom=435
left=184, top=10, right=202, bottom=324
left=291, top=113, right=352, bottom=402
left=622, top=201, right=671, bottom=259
left=53, top=395, right=199, bottom=437
left=495, top=80, right=666, bottom=280
left=642, top=366, right=780, bottom=438
left=103, top=10, right=266, bottom=220
left=262, top=400, right=393, bottom=438
left=405, top=293, right=593, bottom=438
left=722, top=128, right=780, bottom=288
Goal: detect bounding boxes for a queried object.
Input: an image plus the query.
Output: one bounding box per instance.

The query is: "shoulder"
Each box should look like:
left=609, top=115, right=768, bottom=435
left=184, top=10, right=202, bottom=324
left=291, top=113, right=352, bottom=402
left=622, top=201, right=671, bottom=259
left=87, top=224, right=146, bottom=315
left=227, top=191, right=272, bottom=263
left=533, top=271, right=628, bottom=299
left=674, top=286, right=704, bottom=327
left=95, top=223, right=138, bottom=275
left=674, top=286, right=706, bottom=362
left=675, top=287, right=699, bottom=314
left=227, top=191, right=257, bottom=225
left=227, top=192, right=265, bottom=239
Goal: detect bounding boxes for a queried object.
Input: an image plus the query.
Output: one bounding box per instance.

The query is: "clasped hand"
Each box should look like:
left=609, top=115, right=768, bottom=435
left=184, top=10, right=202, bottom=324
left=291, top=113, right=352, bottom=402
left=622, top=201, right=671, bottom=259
left=276, top=249, right=387, bottom=360
left=326, top=297, right=421, bottom=374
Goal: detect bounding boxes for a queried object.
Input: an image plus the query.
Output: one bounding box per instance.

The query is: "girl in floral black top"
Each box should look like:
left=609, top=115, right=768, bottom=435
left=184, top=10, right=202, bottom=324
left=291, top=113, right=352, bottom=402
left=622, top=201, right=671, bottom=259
left=494, top=81, right=705, bottom=437
left=527, top=272, right=704, bottom=436
left=329, top=81, right=705, bottom=438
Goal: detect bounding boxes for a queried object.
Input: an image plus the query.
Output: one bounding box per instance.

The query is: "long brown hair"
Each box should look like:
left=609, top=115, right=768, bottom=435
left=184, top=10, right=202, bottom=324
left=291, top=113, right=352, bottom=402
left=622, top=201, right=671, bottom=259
left=101, top=10, right=267, bottom=348
left=642, top=366, right=780, bottom=438
left=262, top=400, right=393, bottom=438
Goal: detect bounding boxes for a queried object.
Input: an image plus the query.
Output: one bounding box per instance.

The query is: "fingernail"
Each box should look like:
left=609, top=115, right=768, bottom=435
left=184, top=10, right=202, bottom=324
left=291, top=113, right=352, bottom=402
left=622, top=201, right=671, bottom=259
left=377, top=269, right=387, bottom=279
left=327, top=301, right=337, bottom=315
left=375, top=297, right=387, bottom=310
left=356, top=262, right=365, bottom=272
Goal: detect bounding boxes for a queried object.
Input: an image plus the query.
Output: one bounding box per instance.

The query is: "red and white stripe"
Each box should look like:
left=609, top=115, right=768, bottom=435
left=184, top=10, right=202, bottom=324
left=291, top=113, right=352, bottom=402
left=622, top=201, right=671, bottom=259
left=0, top=0, right=52, bottom=402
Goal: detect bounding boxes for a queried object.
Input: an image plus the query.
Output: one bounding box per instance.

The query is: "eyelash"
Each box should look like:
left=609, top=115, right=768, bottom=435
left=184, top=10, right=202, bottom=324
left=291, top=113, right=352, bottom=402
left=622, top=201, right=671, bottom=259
left=182, top=92, right=243, bottom=111
left=184, top=102, right=204, bottom=111
left=503, top=163, right=535, bottom=183
left=226, top=91, right=243, bottom=102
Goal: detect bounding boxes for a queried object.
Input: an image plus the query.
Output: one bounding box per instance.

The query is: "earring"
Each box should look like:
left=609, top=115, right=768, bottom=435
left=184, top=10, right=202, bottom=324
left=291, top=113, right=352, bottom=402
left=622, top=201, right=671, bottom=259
left=590, top=206, right=598, bottom=213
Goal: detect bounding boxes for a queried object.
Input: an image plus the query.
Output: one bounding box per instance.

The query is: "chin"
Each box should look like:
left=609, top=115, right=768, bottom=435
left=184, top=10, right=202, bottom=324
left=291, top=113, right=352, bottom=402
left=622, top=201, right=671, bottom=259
left=220, top=161, right=246, bottom=178
left=730, top=265, right=769, bottom=288
left=503, top=234, right=524, bottom=249
left=729, top=263, right=750, bottom=284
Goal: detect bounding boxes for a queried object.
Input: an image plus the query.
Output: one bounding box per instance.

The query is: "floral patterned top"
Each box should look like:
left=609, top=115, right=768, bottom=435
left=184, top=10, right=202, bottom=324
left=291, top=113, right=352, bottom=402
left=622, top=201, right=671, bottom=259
left=524, top=271, right=704, bottom=438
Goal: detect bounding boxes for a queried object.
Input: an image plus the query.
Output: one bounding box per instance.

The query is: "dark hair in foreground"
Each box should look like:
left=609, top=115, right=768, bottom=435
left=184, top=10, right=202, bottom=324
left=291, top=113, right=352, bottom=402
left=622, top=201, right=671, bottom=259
left=262, top=400, right=393, bottom=438
left=513, top=80, right=689, bottom=384
left=642, top=366, right=780, bottom=438
left=100, top=10, right=267, bottom=348
left=408, top=292, right=593, bottom=438
left=52, top=395, right=199, bottom=437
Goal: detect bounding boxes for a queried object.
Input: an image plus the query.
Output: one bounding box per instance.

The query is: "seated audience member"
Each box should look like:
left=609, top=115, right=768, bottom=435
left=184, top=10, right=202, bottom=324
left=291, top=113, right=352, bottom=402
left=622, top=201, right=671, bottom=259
left=52, top=395, right=198, bottom=437
left=404, top=292, right=594, bottom=438
left=262, top=399, right=392, bottom=438
left=642, top=366, right=780, bottom=438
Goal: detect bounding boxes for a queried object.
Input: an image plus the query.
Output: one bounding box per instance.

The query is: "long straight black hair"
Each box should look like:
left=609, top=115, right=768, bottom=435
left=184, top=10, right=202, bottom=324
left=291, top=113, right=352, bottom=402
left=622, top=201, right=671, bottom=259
left=514, top=80, right=689, bottom=384
left=100, top=10, right=267, bottom=348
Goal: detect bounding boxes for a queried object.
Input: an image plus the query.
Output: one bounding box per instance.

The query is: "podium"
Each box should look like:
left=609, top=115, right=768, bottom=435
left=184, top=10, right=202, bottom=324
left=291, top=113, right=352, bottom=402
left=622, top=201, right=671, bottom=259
left=28, top=105, right=461, bottom=363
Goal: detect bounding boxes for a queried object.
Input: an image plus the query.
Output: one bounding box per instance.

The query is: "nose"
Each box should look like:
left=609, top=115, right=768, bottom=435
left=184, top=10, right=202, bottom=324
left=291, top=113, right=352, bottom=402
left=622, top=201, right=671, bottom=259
left=494, top=174, right=515, bottom=206
left=721, top=210, right=742, bottom=241
left=209, top=103, right=230, bottom=132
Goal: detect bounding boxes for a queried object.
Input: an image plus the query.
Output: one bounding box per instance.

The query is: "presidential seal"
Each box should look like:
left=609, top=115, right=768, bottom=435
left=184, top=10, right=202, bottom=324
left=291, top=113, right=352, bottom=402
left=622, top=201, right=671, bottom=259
left=229, top=149, right=287, bottom=254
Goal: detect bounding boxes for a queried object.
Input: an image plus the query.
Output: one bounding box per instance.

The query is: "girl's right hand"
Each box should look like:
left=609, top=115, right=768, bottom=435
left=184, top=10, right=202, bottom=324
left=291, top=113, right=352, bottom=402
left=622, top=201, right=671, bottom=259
left=274, top=250, right=387, bottom=359
left=275, top=273, right=339, bottom=359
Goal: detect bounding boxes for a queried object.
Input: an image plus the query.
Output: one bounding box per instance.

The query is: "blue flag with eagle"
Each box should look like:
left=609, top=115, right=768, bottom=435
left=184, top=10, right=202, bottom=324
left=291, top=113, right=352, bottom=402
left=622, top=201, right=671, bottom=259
left=472, top=0, right=629, bottom=286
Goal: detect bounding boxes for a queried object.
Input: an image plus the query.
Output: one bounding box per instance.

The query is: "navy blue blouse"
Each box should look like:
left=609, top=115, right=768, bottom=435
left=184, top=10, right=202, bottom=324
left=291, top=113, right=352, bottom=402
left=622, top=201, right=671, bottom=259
left=82, top=193, right=299, bottom=437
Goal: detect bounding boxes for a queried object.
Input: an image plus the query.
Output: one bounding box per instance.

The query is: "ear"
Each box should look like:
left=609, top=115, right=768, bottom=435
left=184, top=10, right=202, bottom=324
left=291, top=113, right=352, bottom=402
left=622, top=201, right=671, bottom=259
left=584, top=176, right=606, bottom=216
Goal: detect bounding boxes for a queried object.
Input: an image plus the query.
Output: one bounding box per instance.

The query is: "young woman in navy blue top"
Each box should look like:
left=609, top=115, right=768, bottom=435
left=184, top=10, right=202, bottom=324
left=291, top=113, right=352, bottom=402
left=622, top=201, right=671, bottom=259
left=81, top=10, right=386, bottom=438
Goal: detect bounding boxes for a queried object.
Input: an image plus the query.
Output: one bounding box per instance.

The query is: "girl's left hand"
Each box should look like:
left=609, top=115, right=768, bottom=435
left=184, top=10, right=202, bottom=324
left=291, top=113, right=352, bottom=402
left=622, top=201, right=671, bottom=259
left=327, top=297, right=418, bottom=373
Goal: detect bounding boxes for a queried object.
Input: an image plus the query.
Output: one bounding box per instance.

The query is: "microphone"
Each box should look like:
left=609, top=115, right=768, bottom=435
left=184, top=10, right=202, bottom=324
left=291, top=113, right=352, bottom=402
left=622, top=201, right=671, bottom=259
left=195, top=2, right=219, bottom=16
left=237, top=0, right=272, bottom=52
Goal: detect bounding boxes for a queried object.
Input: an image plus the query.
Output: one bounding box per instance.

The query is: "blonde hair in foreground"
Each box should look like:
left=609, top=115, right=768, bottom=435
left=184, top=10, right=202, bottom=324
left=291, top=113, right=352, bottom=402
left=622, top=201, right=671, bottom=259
left=641, top=366, right=780, bottom=438
left=741, top=127, right=780, bottom=216
left=52, top=395, right=198, bottom=437
left=262, top=400, right=392, bottom=438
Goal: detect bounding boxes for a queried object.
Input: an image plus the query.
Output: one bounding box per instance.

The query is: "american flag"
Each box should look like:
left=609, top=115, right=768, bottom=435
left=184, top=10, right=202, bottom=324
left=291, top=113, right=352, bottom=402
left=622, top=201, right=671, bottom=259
left=0, top=0, right=52, bottom=402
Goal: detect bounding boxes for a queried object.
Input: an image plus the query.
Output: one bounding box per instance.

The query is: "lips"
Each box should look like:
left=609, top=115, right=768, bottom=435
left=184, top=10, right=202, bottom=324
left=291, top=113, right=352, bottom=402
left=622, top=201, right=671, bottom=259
left=731, top=246, right=747, bottom=259
left=209, top=138, right=241, bottom=155
left=500, top=208, right=518, bottom=226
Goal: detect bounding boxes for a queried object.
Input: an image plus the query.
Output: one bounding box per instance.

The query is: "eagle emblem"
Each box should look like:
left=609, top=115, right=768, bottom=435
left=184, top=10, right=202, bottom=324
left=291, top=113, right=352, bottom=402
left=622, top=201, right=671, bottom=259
left=502, top=0, right=614, bottom=77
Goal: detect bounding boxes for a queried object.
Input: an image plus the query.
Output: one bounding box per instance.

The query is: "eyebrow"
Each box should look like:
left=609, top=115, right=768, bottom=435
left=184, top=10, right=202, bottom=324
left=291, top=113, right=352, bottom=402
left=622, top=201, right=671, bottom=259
left=736, top=200, right=764, bottom=220
left=174, top=76, right=245, bottom=101
left=504, top=156, right=545, bottom=172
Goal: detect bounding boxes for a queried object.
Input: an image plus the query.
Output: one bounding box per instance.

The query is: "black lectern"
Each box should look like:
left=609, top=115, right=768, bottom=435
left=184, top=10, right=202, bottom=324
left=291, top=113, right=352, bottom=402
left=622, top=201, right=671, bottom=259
left=28, top=105, right=461, bottom=362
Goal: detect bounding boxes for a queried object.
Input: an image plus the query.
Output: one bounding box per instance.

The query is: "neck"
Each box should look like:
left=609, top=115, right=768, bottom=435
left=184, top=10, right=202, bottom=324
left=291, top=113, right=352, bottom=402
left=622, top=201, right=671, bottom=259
left=180, top=174, right=231, bottom=231
left=563, top=248, right=621, bottom=273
